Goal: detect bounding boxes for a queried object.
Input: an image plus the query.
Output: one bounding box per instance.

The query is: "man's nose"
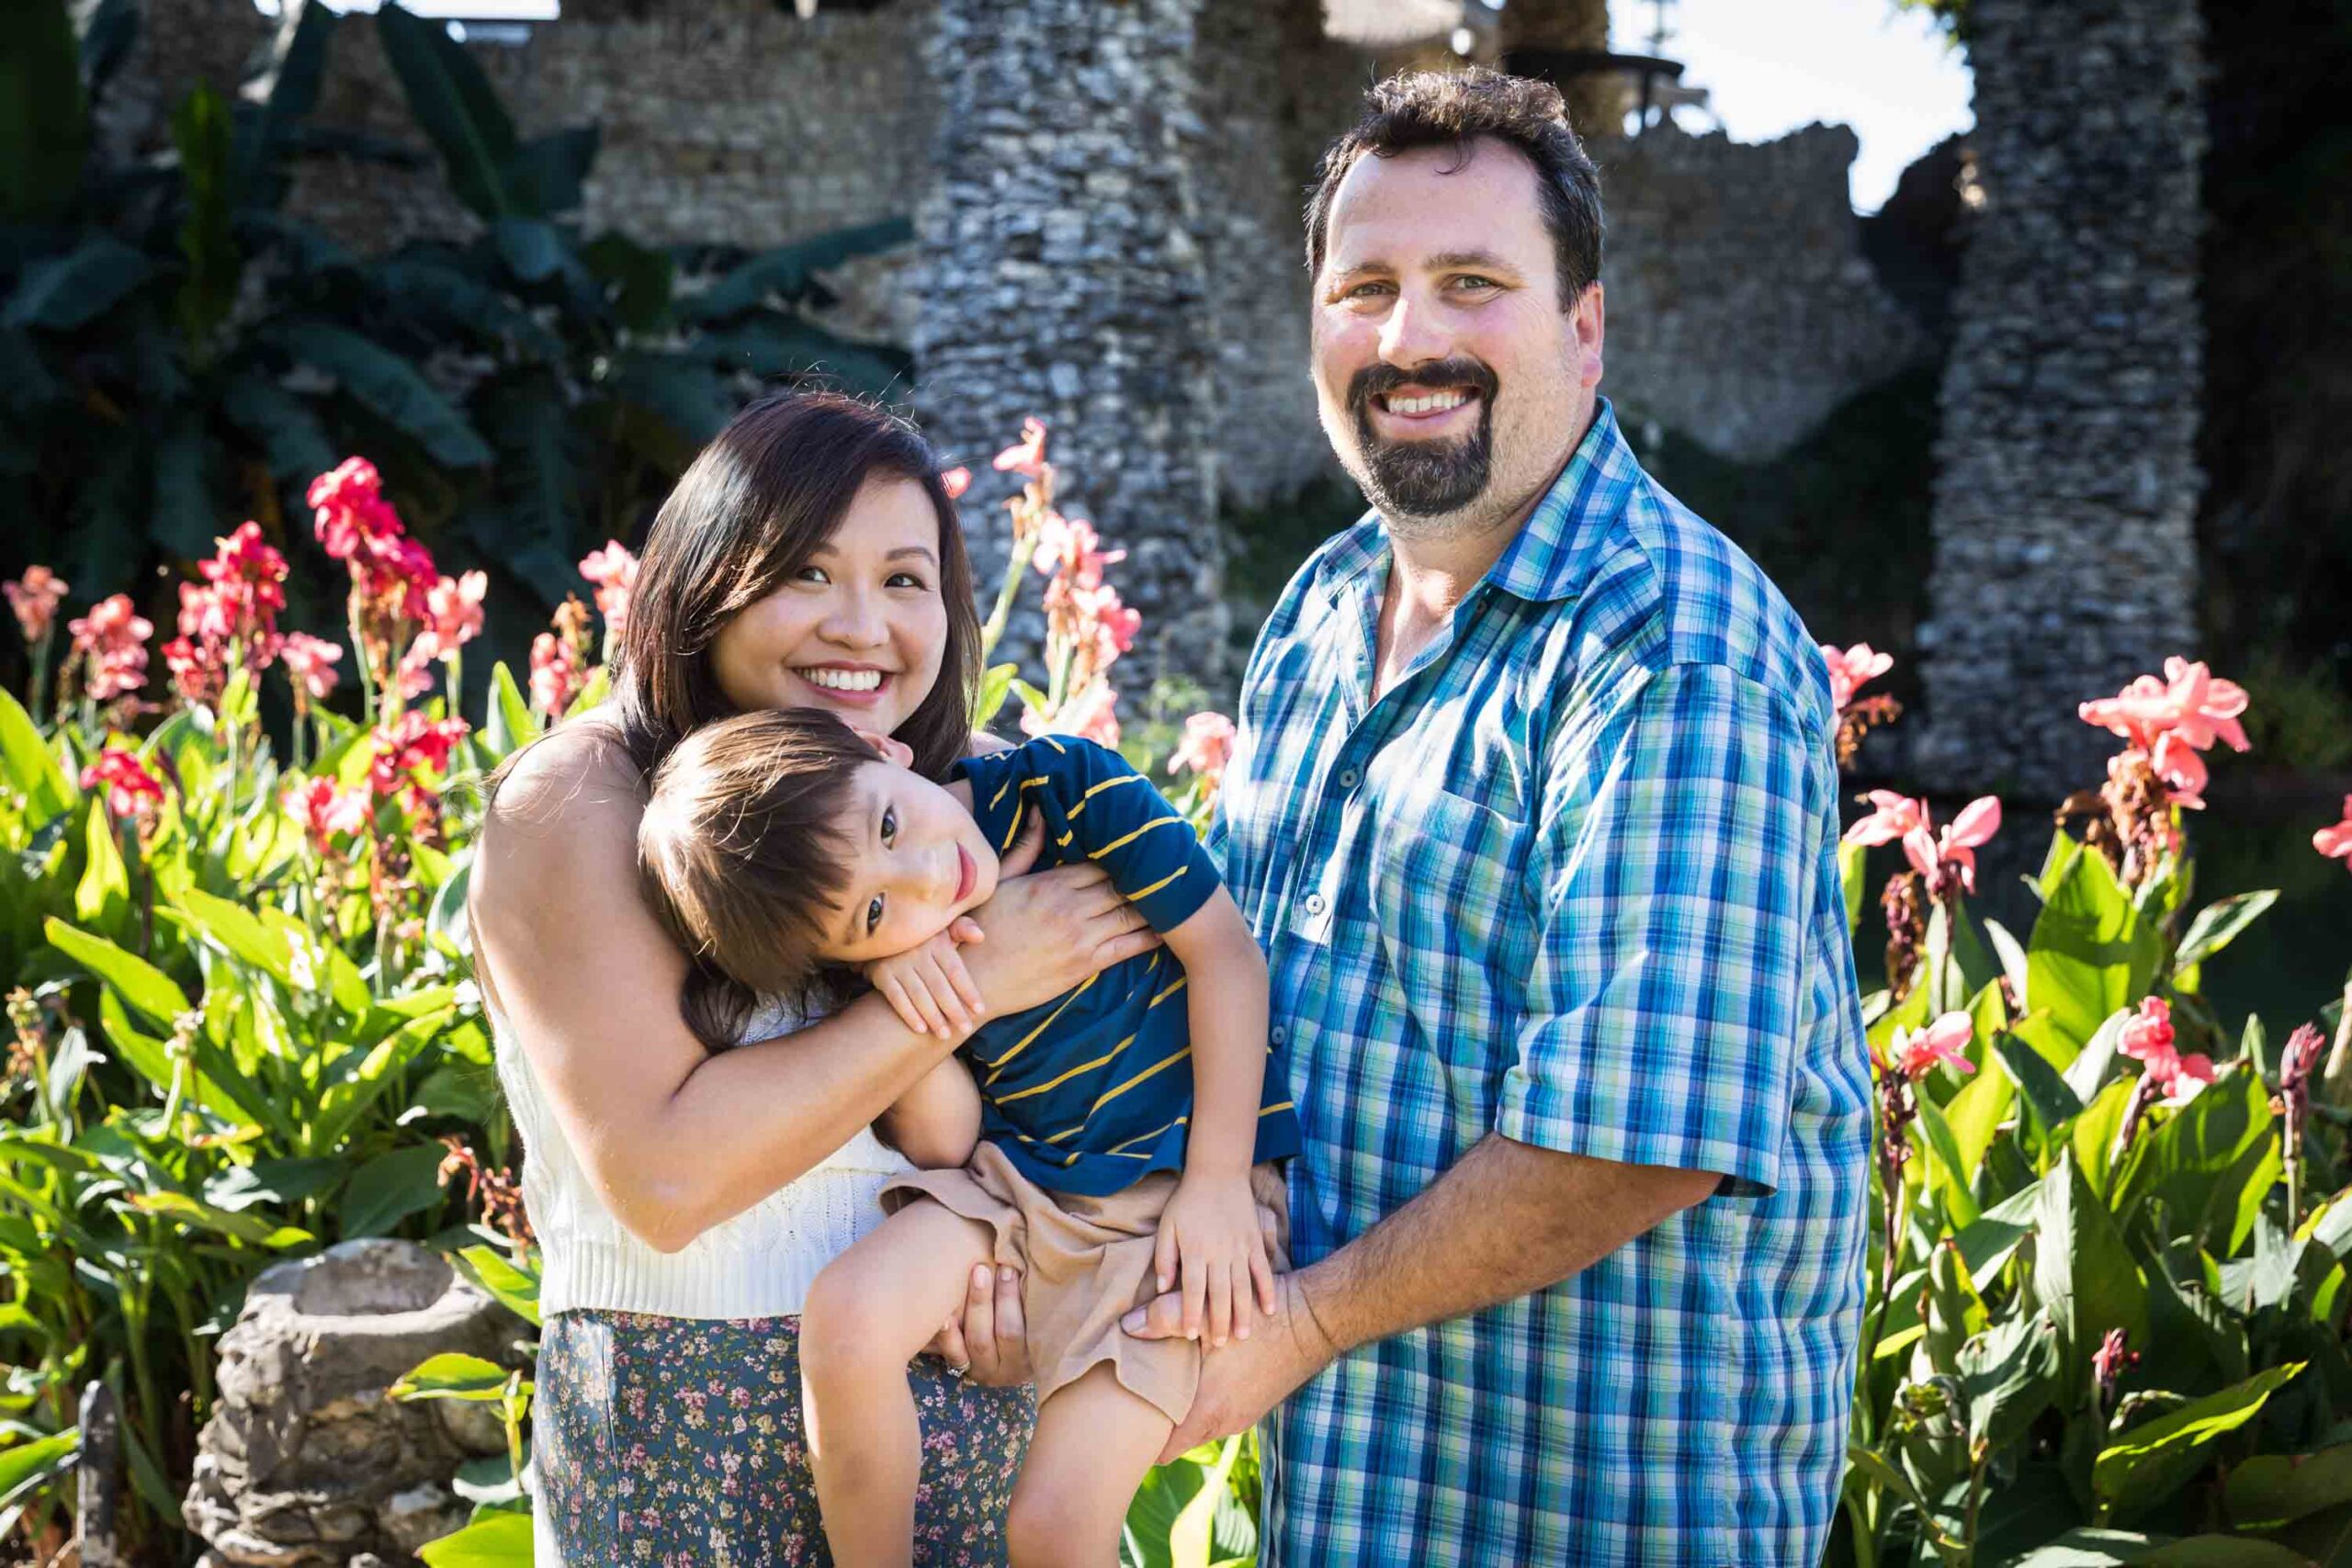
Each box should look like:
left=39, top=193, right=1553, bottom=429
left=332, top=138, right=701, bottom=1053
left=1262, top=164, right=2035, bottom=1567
left=1377, top=288, right=1453, bottom=369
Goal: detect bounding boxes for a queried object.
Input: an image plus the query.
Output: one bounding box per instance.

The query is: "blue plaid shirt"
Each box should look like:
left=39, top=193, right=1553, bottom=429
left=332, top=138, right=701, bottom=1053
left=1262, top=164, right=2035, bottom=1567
left=1211, top=400, right=1871, bottom=1565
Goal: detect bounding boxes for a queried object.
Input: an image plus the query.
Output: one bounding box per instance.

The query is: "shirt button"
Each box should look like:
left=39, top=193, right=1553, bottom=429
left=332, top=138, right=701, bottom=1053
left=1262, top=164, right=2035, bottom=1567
left=1304, top=892, right=1326, bottom=917
left=1337, top=768, right=1359, bottom=789
left=1271, top=1026, right=1287, bottom=1046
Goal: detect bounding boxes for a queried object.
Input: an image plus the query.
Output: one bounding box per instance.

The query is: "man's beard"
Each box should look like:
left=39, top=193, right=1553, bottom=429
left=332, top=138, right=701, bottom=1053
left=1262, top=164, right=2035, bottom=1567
left=1346, top=357, right=1500, bottom=522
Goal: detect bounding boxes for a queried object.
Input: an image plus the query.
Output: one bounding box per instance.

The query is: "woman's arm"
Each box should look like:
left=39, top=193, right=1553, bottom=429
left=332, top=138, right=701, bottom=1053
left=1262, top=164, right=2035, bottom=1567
left=876, top=1055, right=982, bottom=1168
left=470, top=728, right=1159, bottom=1253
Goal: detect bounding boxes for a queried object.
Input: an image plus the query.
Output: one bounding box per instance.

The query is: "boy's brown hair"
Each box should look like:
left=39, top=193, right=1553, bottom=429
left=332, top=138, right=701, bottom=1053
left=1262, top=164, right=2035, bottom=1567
left=638, top=707, right=878, bottom=1051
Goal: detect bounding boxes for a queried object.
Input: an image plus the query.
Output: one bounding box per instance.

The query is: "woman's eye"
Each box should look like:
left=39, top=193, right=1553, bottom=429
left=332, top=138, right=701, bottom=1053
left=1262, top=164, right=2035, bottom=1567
left=886, top=571, right=927, bottom=590
left=796, top=566, right=831, bottom=584
left=866, top=894, right=885, bottom=935
left=881, top=807, right=898, bottom=845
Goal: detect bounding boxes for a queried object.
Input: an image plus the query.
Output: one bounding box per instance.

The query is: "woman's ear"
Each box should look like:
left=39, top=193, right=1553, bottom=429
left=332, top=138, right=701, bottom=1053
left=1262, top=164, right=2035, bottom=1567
left=850, top=728, right=916, bottom=769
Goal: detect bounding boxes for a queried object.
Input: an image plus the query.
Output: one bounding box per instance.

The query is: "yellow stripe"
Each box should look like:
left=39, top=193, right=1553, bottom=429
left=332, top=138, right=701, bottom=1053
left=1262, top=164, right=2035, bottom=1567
left=989, top=775, right=1013, bottom=809
left=1149, top=975, right=1188, bottom=1008
left=1104, top=1099, right=1290, bottom=1158
left=1056, top=829, right=1074, bottom=848
left=1067, top=773, right=1148, bottom=818
left=995, top=1033, right=1134, bottom=1104
left=1124, top=865, right=1188, bottom=903
left=980, top=974, right=1096, bottom=1080
left=1108, top=1114, right=1187, bottom=1155
left=1042, top=737, right=1067, bottom=753
left=1089, top=815, right=1182, bottom=859
left=998, top=800, right=1023, bottom=852
left=1046, top=1046, right=1191, bottom=1143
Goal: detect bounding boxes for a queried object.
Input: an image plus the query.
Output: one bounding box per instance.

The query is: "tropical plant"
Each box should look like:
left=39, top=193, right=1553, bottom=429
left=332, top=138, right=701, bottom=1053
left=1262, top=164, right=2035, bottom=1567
left=1, top=0, right=911, bottom=688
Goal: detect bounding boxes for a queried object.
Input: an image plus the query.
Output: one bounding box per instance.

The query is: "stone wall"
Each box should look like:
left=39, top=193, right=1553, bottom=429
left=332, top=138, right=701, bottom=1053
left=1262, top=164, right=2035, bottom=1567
left=1914, top=0, right=2205, bottom=798
left=1596, top=120, right=1927, bottom=463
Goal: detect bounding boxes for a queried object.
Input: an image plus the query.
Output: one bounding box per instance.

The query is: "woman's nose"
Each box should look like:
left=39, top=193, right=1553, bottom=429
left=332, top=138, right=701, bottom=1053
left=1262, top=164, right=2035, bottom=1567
left=820, top=584, right=887, bottom=648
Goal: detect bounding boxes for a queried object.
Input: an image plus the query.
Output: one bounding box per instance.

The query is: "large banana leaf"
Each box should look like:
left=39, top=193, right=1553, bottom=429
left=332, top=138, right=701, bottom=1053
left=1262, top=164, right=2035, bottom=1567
left=376, top=3, right=522, bottom=220
left=266, top=319, right=492, bottom=468
left=230, top=0, right=338, bottom=209
left=3, top=237, right=153, bottom=331
left=679, top=216, right=915, bottom=321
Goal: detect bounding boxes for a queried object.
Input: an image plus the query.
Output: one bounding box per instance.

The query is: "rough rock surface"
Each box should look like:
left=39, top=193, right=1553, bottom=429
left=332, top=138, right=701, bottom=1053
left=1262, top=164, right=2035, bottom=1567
left=185, top=1240, right=527, bottom=1568
left=1915, top=0, right=2206, bottom=798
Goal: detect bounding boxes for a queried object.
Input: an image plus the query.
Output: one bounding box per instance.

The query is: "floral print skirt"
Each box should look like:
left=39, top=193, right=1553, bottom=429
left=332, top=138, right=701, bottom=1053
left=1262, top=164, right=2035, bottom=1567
left=537, top=1309, right=1035, bottom=1567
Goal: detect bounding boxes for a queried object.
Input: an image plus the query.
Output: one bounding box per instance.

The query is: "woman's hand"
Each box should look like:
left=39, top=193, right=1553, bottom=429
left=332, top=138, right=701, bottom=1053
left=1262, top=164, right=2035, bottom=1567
left=926, top=1261, right=1033, bottom=1386
left=957, top=815, right=1161, bottom=1017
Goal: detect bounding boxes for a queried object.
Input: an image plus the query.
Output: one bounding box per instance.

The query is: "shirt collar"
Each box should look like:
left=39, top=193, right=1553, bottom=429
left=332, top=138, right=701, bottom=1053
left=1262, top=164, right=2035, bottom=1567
left=1319, top=397, right=1639, bottom=611
left=1481, top=396, right=1638, bottom=605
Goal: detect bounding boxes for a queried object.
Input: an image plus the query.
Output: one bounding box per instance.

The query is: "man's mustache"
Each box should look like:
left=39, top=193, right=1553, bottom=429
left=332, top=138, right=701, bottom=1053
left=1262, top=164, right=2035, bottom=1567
left=1346, top=358, right=1500, bottom=423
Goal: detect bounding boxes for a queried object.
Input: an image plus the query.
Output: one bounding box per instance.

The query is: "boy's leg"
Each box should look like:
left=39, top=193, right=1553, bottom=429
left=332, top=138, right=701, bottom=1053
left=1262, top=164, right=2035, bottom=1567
left=1004, top=1364, right=1177, bottom=1568
left=800, top=1198, right=997, bottom=1568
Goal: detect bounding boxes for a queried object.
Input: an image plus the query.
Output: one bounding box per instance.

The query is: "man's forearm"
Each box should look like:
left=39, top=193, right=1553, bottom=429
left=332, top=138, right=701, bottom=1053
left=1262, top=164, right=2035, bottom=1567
left=1291, top=1133, right=1721, bottom=1355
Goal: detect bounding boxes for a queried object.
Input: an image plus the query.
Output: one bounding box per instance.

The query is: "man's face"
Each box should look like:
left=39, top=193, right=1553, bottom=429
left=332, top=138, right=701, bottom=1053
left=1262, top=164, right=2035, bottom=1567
left=1310, top=139, right=1603, bottom=538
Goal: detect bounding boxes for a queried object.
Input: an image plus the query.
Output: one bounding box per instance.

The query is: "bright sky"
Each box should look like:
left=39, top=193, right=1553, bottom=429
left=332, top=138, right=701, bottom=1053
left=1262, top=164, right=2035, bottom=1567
left=1631, top=0, right=1974, bottom=212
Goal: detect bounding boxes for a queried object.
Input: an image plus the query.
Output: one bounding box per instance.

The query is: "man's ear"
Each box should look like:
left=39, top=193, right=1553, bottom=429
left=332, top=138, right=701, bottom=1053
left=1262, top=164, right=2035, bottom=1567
left=1572, top=280, right=1605, bottom=389
left=850, top=728, right=916, bottom=769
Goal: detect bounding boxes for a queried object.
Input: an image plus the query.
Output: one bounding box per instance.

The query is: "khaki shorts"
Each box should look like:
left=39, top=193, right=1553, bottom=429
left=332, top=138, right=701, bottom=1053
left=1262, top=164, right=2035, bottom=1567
left=881, top=1143, right=1292, bottom=1425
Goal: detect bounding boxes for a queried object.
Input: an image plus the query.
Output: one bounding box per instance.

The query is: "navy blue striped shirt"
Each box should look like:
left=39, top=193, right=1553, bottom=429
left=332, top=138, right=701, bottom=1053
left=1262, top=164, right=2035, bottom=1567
left=955, top=735, right=1301, bottom=1197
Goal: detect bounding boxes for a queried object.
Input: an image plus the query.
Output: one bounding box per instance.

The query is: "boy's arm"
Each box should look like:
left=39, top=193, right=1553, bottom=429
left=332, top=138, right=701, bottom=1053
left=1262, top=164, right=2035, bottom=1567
left=1159, top=890, right=1271, bottom=1184
left=876, top=1054, right=982, bottom=1169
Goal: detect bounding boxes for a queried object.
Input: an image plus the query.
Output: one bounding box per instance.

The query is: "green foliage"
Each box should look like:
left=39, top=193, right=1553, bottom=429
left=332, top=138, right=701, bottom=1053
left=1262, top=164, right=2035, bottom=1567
left=0, top=0, right=911, bottom=712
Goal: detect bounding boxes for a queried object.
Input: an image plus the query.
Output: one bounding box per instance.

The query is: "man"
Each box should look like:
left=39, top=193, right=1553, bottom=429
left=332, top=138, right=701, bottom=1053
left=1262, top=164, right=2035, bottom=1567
left=1124, top=69, right=1871, bottom=1563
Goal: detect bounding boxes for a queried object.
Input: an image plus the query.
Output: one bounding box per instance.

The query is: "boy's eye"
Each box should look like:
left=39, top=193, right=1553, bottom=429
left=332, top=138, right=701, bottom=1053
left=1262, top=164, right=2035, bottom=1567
left=866, top=894, right=884, bottom=936
left=881, top=806, right=897, bottom=845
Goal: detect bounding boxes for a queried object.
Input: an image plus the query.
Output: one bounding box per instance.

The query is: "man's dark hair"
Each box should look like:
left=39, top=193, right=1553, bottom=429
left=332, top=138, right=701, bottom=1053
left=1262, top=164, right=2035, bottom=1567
left=1305, top=68, right=1604, bottom=310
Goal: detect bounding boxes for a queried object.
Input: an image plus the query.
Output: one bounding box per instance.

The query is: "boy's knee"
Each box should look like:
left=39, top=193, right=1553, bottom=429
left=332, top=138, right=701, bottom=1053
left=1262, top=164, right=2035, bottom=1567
left=1005, top=1486, right=1114, bottom=1568
left=798, top=1264, right=874, bottom=1374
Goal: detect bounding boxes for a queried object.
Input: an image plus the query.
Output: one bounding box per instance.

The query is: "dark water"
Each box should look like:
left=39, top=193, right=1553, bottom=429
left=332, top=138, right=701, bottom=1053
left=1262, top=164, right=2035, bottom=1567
left=1846, top=801, right=2352, bottom=1038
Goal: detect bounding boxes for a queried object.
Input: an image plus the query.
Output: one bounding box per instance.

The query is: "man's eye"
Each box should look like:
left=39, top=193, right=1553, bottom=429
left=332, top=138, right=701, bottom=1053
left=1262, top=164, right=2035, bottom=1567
left=881, top=807, right=898, bottom=845
left=866, top=895, right=885, bottom=935
left=1453, top=276, right=1499, bottom=291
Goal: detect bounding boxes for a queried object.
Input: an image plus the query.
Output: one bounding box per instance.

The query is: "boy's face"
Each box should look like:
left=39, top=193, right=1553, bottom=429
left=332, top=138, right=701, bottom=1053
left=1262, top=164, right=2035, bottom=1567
left=816, top=753, right=1001, bottom=965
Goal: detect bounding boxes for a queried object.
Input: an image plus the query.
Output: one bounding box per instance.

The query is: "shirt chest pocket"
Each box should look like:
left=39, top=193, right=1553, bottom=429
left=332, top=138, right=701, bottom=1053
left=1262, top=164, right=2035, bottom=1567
left=1366, top=788, right=1532, bottom=1041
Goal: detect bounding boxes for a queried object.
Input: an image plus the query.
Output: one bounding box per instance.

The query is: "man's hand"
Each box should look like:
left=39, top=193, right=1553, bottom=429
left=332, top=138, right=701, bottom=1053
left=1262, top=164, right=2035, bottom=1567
left=1123, top=1272, right=1336, bottom=1465
left=925, top=1261, right=1033, bottom=1387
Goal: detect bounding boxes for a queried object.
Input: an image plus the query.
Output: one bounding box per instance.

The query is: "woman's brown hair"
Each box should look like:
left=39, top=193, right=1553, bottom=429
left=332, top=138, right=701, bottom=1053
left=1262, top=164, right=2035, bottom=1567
left=609, top=390, right=982, bottom=785
left=637, top=709, right=877, bottom=1053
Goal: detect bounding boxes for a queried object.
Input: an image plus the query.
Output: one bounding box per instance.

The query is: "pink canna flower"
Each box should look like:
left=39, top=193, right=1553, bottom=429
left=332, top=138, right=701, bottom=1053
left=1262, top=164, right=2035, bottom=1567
left=992, top=418, right=1049, bottom=479
left=2117, top=996, right=2216, bottom=1105
left=1034, top=515, right=1125, bottom=590
left=280, top=634, right=344, bottom=703
left=2079, top=659, right=2251, bottom=758
left=80, top=748, right=165, bottom=820
left=1819, top=642, right=1893, bottom=715
left=1844, top=791, right=1929, bottom=848
left=2314, top=796, right=2352, bottom=866
left=286, top=775, right=368, bottom=854
left=1169, top=712, right=1237, bottom=784
left=68, top=593, right=153, bottom=703
left=530, top=631, right=584, bottom=720
left=413, top=571, right=488, bottom=664
left=578, top=545, right=639, bottom=637
left=940, top=467, right=972, bottom=501
left=1023, top=678, right=1120, bottom=749
left=1888, top=1012, right=1975, bottom=1080
left=6, top=567, right=68, bottom=645
left=1903, top=795, right=2001, bottom=898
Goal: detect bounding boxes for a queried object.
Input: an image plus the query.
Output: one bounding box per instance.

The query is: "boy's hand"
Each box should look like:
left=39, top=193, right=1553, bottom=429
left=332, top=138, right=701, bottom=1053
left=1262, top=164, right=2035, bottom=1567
left=865, top=918, right=985, bottom=1038
left=1156, top=1171, right=1279, bottom=1349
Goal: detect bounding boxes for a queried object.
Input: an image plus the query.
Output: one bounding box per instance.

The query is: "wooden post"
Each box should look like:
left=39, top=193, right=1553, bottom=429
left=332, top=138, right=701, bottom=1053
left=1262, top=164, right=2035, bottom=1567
left=75, top=1382, right=120, bottom=1568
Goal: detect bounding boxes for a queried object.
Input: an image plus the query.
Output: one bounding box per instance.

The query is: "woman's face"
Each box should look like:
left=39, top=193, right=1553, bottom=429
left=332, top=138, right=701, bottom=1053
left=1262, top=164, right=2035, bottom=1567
left=709, top=475, right=950, bottom=736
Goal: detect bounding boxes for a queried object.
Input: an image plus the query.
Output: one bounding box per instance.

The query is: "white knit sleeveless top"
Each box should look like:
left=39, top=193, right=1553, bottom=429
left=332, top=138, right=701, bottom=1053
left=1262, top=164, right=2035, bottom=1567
left=492, top=993, right=910, bottom=1320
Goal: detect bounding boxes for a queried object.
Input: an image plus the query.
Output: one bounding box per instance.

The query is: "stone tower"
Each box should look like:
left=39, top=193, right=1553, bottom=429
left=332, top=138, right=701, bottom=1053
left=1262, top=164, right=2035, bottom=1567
left=1915, top=0, right=2206, bottom=799
left=912, top=0, right=1228, bottom=692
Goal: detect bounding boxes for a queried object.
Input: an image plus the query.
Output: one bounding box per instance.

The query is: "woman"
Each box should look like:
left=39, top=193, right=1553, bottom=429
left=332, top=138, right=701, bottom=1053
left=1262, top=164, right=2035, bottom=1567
left=470, top=393, right=1162, bottom=1564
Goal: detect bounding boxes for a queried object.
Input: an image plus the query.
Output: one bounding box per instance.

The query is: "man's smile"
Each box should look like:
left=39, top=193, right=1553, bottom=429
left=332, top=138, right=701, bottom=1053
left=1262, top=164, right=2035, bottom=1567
left=1368, top=384, right=1484, bottom=439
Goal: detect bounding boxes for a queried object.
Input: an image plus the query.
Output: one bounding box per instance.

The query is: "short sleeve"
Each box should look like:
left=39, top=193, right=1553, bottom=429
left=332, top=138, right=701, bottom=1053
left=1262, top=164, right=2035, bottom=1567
left=1054, top=738, right=1221, bottom=933
left=1495, top=663, right=1813, bottom=1198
